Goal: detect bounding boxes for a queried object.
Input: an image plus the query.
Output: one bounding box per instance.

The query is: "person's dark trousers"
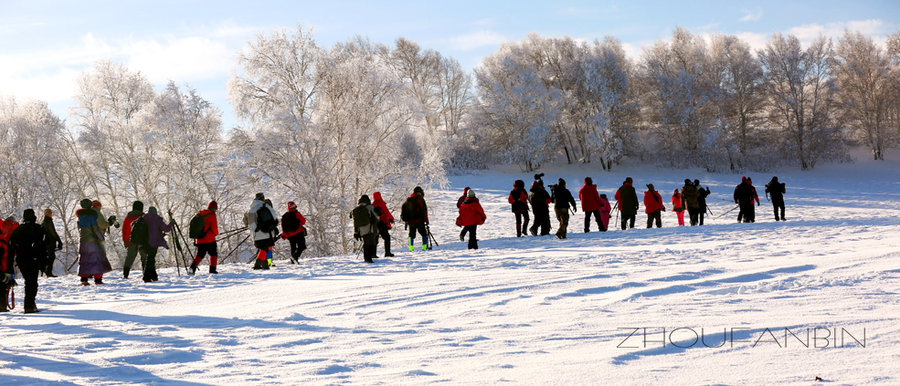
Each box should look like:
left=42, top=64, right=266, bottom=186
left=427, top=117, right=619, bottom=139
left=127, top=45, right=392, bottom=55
left=459, top=226, right=468, bottom=241
left=555, top=208, right=570, bottom=239
left=408, top=222, right=427, bottom=241
left=288, top=233, right=306, bottom=261
left=463, top=225, right=478, bottom=249
left=531, top=207, right=551, bottom=236
left=698, top=209, right=705, bottom=226
left=738, top=203, right=751, bottom=223
left=0, top=281, right=7, bottom=312
left=621, top=213, right=635, bottom=230
left=363, top=233, right=378, bottom=262
left=773, top=200, right=785, bottom=221
left=515, top=212, right=530, bottom=237
left=584, top=210, right=601, bottom=232
left=142, top=246, right=159, bottom=282
left=19, top=264, right=39, bottom=311
left=688, top=208, right=700, bottom=226
left=44, top=248, right=57, bottom=277
left=746, top=204, right=756, bottom=223
left=647, top=210, right=662, bottom=228
left=122, top=243, right=142, bottom=278
left=375, top=222, right=392, bottom=256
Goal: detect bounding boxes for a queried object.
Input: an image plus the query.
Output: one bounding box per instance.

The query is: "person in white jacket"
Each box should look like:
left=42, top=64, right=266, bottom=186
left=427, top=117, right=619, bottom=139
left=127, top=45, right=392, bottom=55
left=243, top=193, right=280, bottom=270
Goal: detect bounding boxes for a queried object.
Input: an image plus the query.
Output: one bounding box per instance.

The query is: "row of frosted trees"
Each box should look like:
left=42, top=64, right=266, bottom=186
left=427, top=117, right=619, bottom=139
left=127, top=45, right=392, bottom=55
left=1, top=25, right=898, bottom=272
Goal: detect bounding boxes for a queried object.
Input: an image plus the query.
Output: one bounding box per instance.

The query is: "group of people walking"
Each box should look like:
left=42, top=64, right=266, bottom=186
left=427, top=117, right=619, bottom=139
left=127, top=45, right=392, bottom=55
left=1, top=175, right=787, bottom=313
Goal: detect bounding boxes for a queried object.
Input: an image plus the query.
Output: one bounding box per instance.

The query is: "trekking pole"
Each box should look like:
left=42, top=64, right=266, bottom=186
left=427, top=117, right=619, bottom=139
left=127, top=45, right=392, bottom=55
left=706, top=207, right=714, bottom=216
left=613, top=202, right=619, bottom=228
left=216, top=226, right=249, bottom=241
left=223, top=233, right=251, bottom=264
left=715, top=205, right=740, bottom=219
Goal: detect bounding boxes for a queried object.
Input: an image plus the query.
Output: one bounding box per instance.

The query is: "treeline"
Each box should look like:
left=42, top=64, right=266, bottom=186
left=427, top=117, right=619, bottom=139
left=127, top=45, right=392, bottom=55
left=1, top=25, right=898, bottom=270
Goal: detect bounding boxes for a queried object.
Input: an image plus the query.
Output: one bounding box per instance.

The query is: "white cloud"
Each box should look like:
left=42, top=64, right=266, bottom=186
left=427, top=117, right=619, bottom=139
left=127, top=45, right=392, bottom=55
left=448, top=30, right=508, bottom=51
left=739, top=9, right=763, bottom=22
left=122, top=36, right=235, bottom=84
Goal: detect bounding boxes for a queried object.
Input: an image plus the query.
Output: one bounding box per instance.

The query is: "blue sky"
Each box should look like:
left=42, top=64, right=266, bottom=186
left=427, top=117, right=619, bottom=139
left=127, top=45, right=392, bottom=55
left=1, top=0, right=897, bottom=130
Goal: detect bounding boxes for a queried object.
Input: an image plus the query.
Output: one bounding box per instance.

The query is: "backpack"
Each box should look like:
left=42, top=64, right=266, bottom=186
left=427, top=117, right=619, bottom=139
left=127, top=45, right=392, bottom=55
left=352, top=205, right=374, bottom=231
left=401, top=196, right=422, bottom=222
left=130, top=216, right=149, bottom=246
left=282, top=212, right=300, bottom=233
left=255, top=206, right=278, bottom=233
left=188, top=213, right=209, bottom=239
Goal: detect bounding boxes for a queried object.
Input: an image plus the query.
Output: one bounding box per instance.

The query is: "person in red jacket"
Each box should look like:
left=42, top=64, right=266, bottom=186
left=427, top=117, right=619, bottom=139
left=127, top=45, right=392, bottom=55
left=579, top=177, right=603, bottom=233
left=672, top=189, right=685, bottom=226
left=371, top=192, right=395, bottom=257
left=121, top=201, right=144, bottom=279
left=508, top=180, right=530, bottom=237
left=280, top=201, right=307, bottom=263
left=598, top=194, right=611, bottom=231
left=189, top=201, right=220, bottom=274
left=643, top=184, right=665, bottom=228
left=457, top=189, right=486, bottom=249
left=456, top=187, right=471, bottom=242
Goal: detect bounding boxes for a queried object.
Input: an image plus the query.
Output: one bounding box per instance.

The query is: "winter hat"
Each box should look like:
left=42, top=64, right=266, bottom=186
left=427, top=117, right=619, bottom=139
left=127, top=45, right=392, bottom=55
left=148, top=206, right=158, bottom=215
left=463, top=187, right=470, bottom=195
left=684, top=179, right=691, bottom=185
left=413, top=186, right=424, bottom=196
left=647, top=184, right=655, bottom=191
left=287, top=201, right=297, bottom=211
left=693, top=179, right=700, bottom=186
left=208, top=200, right=218, bottom=210
left=673, top=189, right=679, bottom=194
left=741, top=176, right=747, bottom=183
left=44, top=208, right=53, bottom=218
left=255, top=193, right=265, bottom=201
left=467, top=189, right=476, bottom=198
left=23, top=209, right=36, bottom=223
left=79, top=199, right=92, bottom=209
left=558, top=178, right=566, bottom=186
left=747, top=177, right=753, bottom=184
left=359, top=194, right=371, bottom=205
left=132, top=201, right=144, bottom=212
left=92, top=200, right=102, bottom=208
left=585, top=177, right=593, bottom=185
left=771, top=176, right=779, bottom=182
left=625, top=177, right=633, bottom=184
left=373, top=192, right=383, bottom=201
left=514, top=179, right=524, bottom=189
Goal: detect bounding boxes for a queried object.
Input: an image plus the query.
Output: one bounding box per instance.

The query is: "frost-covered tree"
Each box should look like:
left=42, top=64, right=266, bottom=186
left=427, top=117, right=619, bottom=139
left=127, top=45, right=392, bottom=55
left=833, top=31, right=896, bottom=160
left=229, top=27, right=441, bottom=255
left=709, top=34, right=766, bottom=170
left=639, top=27, right=720, bottom=168
left=759, top=34, right=844, bottom=170
left=70, top=60, right=156, bottom=214
left=475, top=42, right=561, bottom=171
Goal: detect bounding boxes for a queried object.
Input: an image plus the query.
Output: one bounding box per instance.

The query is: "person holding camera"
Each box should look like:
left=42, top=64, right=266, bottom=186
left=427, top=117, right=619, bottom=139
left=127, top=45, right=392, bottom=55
left=529, top=173, right=552, bottom=236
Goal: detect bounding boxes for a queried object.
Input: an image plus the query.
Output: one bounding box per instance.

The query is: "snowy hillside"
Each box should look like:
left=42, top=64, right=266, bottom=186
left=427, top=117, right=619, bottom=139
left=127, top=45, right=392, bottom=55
left=2, top=156, right=899, bottom=384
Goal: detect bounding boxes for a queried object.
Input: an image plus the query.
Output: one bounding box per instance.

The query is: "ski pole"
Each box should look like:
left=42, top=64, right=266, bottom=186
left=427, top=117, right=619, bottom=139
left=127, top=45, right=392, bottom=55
left=715, top=205, right=740, bottom=219
left=426, top=224, right=438, bottom=247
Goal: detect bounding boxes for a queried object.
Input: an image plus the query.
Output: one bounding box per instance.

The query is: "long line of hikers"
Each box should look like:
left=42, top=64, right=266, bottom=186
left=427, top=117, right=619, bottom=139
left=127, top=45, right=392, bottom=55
left=1, top=175, right=786, bottom=314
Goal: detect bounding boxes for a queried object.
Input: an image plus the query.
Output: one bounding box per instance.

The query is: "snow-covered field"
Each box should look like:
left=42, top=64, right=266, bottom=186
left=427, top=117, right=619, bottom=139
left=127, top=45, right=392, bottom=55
left=2, top=154, right=900, bottom=385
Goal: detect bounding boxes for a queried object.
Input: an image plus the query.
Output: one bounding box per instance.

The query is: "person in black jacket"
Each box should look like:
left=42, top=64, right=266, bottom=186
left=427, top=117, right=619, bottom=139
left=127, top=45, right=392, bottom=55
left=734, top=177, right=757, bottom=223
left=765, top=176, right=786, bottom=221
left=40, top=209, right=63, bottom=277
left=508, top=180, right=530, bottom=237
left=551, top=178, right=577, bottom=239
left=694, top=180, right=710, bottom=226
left=9, top=209, right=47, bottom=314
left=529, top=174, right=552, bottom=236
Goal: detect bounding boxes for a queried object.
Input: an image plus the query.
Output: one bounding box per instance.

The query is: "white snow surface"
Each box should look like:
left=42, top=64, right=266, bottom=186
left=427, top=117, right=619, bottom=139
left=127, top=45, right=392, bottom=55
left=3, top=155, right=900, bottom=385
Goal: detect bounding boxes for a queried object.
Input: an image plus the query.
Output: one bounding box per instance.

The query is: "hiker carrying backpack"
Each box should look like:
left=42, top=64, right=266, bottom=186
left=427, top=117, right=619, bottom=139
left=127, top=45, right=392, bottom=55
left=244, top=194, right=279, bottom=270
left=351, top=195, right=379, bottom=263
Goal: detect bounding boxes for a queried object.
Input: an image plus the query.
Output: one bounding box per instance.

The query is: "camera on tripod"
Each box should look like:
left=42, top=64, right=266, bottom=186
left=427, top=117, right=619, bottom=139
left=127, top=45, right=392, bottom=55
left=534, top=173, right=544, bottom=181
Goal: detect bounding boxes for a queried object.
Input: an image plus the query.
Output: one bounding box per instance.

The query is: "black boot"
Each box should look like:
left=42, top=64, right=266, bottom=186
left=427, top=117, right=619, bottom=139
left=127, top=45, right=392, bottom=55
left=189, top=263, right=198, bottom=275
left=209, top=266, right=218, bottom=274
left=80, top=277, right=90, bottom=286
left=123, top=269, right=129, bottom=279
